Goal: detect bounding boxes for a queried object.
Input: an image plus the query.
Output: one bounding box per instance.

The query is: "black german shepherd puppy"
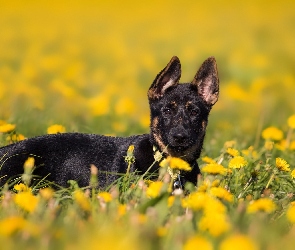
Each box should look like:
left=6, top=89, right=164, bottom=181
left=0, top=56, right=219, bottom=189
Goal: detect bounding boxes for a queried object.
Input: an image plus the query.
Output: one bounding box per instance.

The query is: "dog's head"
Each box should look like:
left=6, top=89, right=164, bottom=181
left=148, top=56, right=219, bottom=163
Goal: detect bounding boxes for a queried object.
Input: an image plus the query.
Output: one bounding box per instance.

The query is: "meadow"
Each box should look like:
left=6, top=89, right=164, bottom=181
left=0, top=0, right=295, bottom=249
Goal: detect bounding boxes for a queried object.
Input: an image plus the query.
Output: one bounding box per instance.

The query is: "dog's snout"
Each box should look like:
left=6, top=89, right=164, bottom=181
left=173, top=131, right=189, bottom=143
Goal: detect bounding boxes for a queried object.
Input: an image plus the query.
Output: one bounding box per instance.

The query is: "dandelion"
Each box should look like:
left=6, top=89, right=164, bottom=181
left=73, top=190, right=91, bottom=211
left=290, top=140, right=295, bottom=150
left=202, top=156, right=217, bottom=164
left=210, top=187, right=234, bottom=203
left=226, top=148, right=240, bottom=157
left=167, top=195, right=175, bottom=207
left=14, top=191, right=39, bottom=213
left=261, top=126, right=283, bottom=141
left=219, top=234, right=258, bottom=250
left=275, top=157, right=290, bottom=172
left=0, top=216, right=26, bottom=236
left=97, top=192, right=113, bottom=203
left=228, top=156, right=248, bottom=169
left=182, top=192, right=209, bottom=211
left=184, top=235, right=213, bottom=250
left=6, top=133, right=26, bottom=142
left=264, top=141, right=274, bottom=151
left=47, top=124, right=66, bottom=134
left=291, top=169, right=295, bottom=179
left=0, top=123, right=16, bottom=133
left=160, top=157, right=191, bottom=171
left=224, top=140, right=236, bottom=148
left=201, top=163, right=227, bottom=175
left=14, top=183, right=30, bottom=192
left=198, top=212, right=230, bottom=237
left=286, top=204, right=295, bottom=223
left=39, top=188, right=54, bottom=200
left=287, top=114, right=295, bottom=129
left=247, top=198, right=276, bottom=214
left=146, top=181, right=163, bottom=198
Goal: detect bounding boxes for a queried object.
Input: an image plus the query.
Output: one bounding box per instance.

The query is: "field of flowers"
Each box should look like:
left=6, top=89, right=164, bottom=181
left=1, top=0, right=295, bottom=249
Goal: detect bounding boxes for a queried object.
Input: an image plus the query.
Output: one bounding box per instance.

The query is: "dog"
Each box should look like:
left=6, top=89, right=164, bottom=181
left=0, top=56, right=219, bottom=190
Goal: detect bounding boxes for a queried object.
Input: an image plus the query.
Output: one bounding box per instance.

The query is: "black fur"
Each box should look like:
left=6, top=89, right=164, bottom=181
left=0, top=56, right=219, bottom=189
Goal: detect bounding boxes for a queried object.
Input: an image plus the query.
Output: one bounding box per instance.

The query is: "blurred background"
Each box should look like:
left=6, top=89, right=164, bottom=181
left=0, top=0, right=294, bottom=150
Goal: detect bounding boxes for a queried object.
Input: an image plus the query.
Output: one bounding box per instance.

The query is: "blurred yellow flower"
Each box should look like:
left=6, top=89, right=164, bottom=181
left=286, top=204, right=295, bottom=223
left=219, top=234, right=258, bottom=250
left=24, top=157, right=35, bottom=170
left=228, top=156, right=248, bottom=169
left=287, top=114, right=295, bottom=129
left=226, top=148, right=240, bottom=157
left=73, top=190, right=91, bottom=211
left=184, top=235, right=213, bottom=250
left=198, top=212, right=230, bottom=237
left=291, top=169, right=295, bottom=179
left=39, top=188, right=54, bottom=200
left=98, top=192, right=113, bottom=203
left=210, top=187, right=233, bottom=203
left=146, top=181, right=163, bottom=198
left=115, top=97, right=136, bottom=115
left=261, top=126, right=283, bottom=141
left=87, top=94, right=110, bottom=116
left=167, top=195, right=175, bottom=207
left=0, top=123, right=16, bottom=133
left=224, top=140, right=236, bottom=149
left=6, top=133, right=26, bottom=142
left=201, top=163, right=227, bottom=175
left=247, top=198, right=276, bottom=214
left=47, top=124, right=66, bottom=134
left=275, top=157, right=290, bottom=172
left=264, top=141, right=274, bottom=151
left=14, top=191, right=39, bottom=213
left=0, top=216, right=26, bottom=236
left=202, top=156, right=217, bottom=164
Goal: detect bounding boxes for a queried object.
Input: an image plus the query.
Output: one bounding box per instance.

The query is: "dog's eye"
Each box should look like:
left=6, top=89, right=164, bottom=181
left=163, top=108, right=172, bottom=115
left=190, top=110, right=199, bottom=116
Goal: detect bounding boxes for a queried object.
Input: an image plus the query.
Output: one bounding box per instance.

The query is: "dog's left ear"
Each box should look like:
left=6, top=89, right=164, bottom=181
left=192, top=57, right=219, bottom=106
left=148, top=56, right=181, bottom=100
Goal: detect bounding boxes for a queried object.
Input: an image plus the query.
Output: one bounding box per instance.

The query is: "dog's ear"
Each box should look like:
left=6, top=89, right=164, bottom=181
left=192, top=57, right=219, bottom=106
left=148, top=56, right=181, bottom=100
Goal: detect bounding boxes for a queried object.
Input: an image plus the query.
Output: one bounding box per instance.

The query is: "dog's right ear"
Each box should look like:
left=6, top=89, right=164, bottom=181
left=148, top=56, right=181, bottom=100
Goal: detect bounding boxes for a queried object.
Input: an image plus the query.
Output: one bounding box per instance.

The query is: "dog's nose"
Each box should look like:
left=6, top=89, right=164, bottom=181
left=173, top=133, right=188, bottom=143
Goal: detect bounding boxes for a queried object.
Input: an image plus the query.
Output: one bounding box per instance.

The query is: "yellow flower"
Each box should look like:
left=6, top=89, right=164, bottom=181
left=291, top=169, right=295, bottom=179
left=286, top=204, right=295, bottom=223
left=156, top=227, right=168, bottom=237
left=14, top=183, right=31, bottom=192
left=0, top=123, right=16, bottom=133
left=97, top=192, right=113, bottom=203
left=226, top=148, right=240, bottom=157
left=228, top=156, right=248, bottom=169
left=167, top=195, right=175, bottom=207
left=210, top=187, right=233, bottom=203
left=247, top=198, right=276, bottom=214
left=219, top=234, right=258, bottom=250
left=275, top=157, right=290, bottom=172
left=47, top=124, right=66, bottom=134
left=118, top=204, right=127, bottom=217
left=242, top=146, right=258, bottom=160
left=198, top=212, right=230, bottom=237
left=24, top=157, right=35, bottom=170
left=224, top=140, right=236, bottom=148
left=160, top=157, right=191, bottom=171
left=115, top=97, right=136, bottom=115
left=287, top=114, right=295, bottom=129
left=261, top=126, right=283, bottom=141
left=290, top=141, right=295, bottom=150
left=6, top=133, right=26, bottom=142
left=201, top=163, right=227, bottom=175
left=202, top=156, right=217, bottom=164
left=264, top=141, right=274, bottom=151
left=182, top=192, right=209, bottom=211
left=184, top=235, right=213, bottom=250
left=0, top=216, right=26, bottom=236
left=146, top=181, right=163, bottom=198
left=14, top=191, right=39, bottom=213
left=73, top=190, right=91, bottom=211
left=39, top=188, right=54, bottom=200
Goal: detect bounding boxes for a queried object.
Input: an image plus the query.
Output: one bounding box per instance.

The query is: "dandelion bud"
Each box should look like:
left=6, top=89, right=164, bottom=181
left=90, top=164, right=98, bottom=188
left=22, top=157, right=35, bottom=186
